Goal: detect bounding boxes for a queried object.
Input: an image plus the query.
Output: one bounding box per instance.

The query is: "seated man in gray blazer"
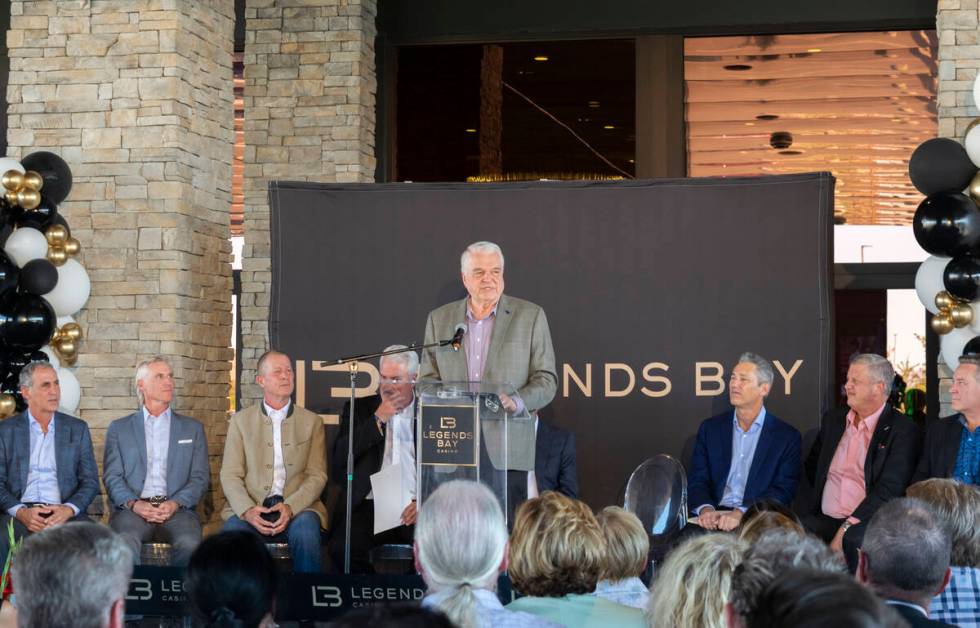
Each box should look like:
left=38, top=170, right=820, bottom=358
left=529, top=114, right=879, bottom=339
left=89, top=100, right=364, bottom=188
left=0, top=361, right=99, bottom=558
left=103, top=356, right=209, bottom=566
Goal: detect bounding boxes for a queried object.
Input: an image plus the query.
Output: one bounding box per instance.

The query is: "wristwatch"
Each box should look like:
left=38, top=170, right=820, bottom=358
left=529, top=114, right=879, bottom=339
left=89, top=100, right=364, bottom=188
left=840, top=520, right=853, bottom=532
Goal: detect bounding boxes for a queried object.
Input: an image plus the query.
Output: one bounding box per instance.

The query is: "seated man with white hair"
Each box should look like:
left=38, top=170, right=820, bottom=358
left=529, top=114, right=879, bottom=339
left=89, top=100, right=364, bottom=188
left=418, top=480, right=560, bottom=628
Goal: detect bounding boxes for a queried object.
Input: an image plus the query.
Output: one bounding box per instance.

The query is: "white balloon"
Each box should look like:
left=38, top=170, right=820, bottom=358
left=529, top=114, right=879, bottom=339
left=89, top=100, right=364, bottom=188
left=974, top=73, right=980, bottom=113
left=55, top=315, right=75, bottom=328
left=4, top=227, right=48, bottom=267
left=40, top=345, right=60, bottom=370
left=56, top=367, right=80, bottom=415
left=915, top=255, right=952, bottom=315
left=43, top=259, right=90, bottom=317
left=941, top=327, right=979, bottom=372
left=0, top=157, right=24, bottom=177
left=967, top=125, right=980, bottom=169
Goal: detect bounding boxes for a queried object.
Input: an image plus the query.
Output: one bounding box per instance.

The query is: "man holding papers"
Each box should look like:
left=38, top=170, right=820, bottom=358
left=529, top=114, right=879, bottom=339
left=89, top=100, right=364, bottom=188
left=328, top=345, right=418, bottom=574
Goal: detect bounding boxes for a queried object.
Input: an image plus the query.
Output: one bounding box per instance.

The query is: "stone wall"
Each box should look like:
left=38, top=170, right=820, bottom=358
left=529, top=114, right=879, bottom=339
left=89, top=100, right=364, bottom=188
left=5, top=0, right=235, bottom=520
left=239, top=0, right=378, bottom=406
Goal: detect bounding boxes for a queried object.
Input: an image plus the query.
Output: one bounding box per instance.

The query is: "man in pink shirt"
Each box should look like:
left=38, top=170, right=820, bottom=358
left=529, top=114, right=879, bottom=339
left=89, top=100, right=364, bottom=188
left=803, top=353, right=920, bottom=572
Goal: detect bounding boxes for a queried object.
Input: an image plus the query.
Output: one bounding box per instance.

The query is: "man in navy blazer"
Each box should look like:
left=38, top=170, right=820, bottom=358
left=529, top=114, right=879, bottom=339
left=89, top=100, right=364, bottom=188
left=535, top=418, right=578, bottom=498
left=0, top=361, right=99, bottom=558
left=687, top=352, right=801, bottom=531
left=103, top=356, right=209, bottom=566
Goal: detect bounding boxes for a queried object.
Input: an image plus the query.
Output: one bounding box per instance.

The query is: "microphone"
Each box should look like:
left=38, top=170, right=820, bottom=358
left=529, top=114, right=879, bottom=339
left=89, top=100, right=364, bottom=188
left=450, top=324, right=466, bottom=351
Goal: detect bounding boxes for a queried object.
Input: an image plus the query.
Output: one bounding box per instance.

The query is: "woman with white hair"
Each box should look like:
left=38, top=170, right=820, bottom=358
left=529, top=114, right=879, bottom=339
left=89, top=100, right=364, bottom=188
left=417, top=480, right=559, bottom=628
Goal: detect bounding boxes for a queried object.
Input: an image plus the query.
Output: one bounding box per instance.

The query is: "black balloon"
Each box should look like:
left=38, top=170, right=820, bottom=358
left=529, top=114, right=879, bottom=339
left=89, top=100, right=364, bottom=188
left=908, top=138, right=978, bottom=196
left=18, top=259, right=57, bottom=296
left=16, top=195, right=57, bottom=230
left=913, top=193, right=980, bottom=257
left=944, top=256, right=980, bottom=301
left=0, top=293, right=56, bottom=353
left=0, top=252, right=19, bottom=297
left=20, top=151, right=72, bottom=205
left=964, top=336, right=980, bottom=358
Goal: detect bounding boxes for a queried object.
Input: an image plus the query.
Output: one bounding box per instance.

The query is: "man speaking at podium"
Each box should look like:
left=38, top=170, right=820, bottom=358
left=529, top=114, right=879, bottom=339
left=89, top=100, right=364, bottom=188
left=419, top=241, right=558, bottom=508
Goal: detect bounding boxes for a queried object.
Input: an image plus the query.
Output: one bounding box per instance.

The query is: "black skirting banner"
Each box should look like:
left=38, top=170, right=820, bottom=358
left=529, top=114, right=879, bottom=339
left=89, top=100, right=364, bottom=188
left=269, top=174, right=834, bottom=509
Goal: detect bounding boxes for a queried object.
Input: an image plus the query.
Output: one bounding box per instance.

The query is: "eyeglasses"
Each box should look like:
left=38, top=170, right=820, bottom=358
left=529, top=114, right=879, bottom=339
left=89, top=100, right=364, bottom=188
left=380, top=378, right=416, bottom=385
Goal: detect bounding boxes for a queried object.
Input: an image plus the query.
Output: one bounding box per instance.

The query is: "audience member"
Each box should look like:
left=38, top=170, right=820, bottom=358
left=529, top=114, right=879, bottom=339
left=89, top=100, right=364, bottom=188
left=506, top=492, right=645, bottom=627
left=729, top=529, right=843, bottom=623
left=912, top=355, right=980, bottom=483
left=856, top=497, right=954, bottom=627
left=737, top=510, right=804, bottom=545
left=331, top=604, right=456, bottom=628
left=11, top=522, right=133, bottom=628
left=744, top=567, right=905, bottom=628
left=591, top=506, right=650, bottom=610
left=907, top=478, right=980, bottom=626
left=647, top=533, right=744, bottom=628
left=416, top=480, right=557, bottom=628
left=184, top=531, right=278, bottom=628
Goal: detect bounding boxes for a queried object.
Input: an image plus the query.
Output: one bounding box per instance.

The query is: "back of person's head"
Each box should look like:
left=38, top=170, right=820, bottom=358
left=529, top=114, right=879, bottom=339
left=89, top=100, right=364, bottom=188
left=646, top=532, right=744, bottom=628
left=12, top=522, right=133, bottom=628
left=859, top=497, right=951, bottom=602
left=331, top=604, right=455, bottom=628
left=595, top=505, right=649, bottom=581
left=730, top=529, right=844, bottom=619
left=415, top=480, right=508, bottom=628
left=185, top=531, right=278, bottom=628
left=746, top=568, right=903, bottom=628
left=737, top=510, right=805, bottom=545
left=907, top=478, right=980, bottom=567
left=509, top=491, right=605, bottom=597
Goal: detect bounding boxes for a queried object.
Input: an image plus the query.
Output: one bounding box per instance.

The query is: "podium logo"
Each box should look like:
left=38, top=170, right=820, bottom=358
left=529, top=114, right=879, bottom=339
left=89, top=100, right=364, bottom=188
left=440, top=417, right=457, bottom=429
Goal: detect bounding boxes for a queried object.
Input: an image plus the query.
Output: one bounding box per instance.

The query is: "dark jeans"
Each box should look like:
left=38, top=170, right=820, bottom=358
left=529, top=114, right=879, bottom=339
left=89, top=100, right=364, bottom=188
left=222, top=510, right=323, bottom=573
left=801, top=511, right=866, bottom=573
left=328, top=499, right=414, bottom=574
left=109, top=508, right=202, bottom=566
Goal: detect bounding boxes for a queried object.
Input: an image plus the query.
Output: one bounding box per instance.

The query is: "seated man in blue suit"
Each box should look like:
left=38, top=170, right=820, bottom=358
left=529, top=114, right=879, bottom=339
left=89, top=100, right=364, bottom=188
left=103, top=356, right=209, bottom=566
left=687, top=352, right=801, bottom=531
left=0, top=361, right=99, bottom=557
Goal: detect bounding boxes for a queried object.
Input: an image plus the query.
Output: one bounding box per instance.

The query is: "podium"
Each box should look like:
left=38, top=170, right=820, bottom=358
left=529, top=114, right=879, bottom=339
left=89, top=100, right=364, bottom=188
left=416, top=382, right=535, bottom=524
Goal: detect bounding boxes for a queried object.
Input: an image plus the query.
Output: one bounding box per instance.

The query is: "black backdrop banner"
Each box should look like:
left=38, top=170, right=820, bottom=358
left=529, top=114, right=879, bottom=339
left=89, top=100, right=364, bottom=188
left=269, top=174, right=834, bottom=509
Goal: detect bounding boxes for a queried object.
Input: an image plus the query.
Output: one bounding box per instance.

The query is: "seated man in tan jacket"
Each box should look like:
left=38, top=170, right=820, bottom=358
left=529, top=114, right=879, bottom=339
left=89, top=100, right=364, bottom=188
left=220, top=350, right=327, bottom=572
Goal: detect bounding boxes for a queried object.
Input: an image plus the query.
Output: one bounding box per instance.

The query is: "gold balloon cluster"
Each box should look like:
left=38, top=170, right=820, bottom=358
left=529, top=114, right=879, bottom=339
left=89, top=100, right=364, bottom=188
left=1, top=169, right=43, bottom=210
left=0, top=394, right=15, bottom=419
left=45, top=223, right=79, bottom=267
left=932, top=290, right=974, bottom=335
left=51, top=322, right=81, bottom=366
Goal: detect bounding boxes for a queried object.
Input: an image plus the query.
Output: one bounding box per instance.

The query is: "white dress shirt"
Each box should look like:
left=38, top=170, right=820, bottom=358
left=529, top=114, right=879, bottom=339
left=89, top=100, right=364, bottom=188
left=369, top=398, right=417, bottom=501
left=265, top=400, right=290, bottom=497
left=140, top=405, right=172, bottom=498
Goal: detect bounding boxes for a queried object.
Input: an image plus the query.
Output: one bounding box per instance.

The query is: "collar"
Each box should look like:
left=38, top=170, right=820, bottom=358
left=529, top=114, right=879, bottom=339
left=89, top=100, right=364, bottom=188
left=262, top=399, right=292, bottom=419
left=957, top=414, right=980, bottom=433
left=885, top=600, right=927, bottom=617
left=142, top=405, right=172, bottom=422
left=846, top=401, right=887, bottom=433
left=732, top=406, right=766, bottom=433
left=27, top=410, right=54, bottom=433
left=466, top=300, right=498, bottom=322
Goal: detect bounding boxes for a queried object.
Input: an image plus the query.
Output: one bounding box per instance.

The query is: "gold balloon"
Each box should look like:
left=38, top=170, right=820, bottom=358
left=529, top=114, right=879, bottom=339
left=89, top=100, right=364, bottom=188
left=46, top=245, right=67, bottom=266
left=60, top=322, right=82, bottom=341
left=970, top=172, right=980, bottom=204
left=16, top=188, right=40, bottom=210
left=45, top=224, right=67, bottom=245
left=56, top=337, right=76, bottom=358
left=1, top=170, right=23, bottom=192
left=936, top=291, right=957, bottom=312
left=63, top=237, right=80, bottom=256
left=21, top=171, right=42, bottom=192
left=932, top=312, right=955, bottom=335
left=4, top=190, right=17, bottom=206
left=0, top=395, right=16, bottom=419
left=951, top=303, right=975, bottom=328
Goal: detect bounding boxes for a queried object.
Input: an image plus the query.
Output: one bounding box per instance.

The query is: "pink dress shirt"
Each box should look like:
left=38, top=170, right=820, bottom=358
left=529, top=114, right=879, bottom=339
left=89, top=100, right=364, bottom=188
left=821, top=402, right=887, bottom=523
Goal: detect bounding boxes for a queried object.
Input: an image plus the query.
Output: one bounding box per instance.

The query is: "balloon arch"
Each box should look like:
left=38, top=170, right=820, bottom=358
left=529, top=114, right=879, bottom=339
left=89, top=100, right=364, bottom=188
left=0, top=151, right=89, bottom=418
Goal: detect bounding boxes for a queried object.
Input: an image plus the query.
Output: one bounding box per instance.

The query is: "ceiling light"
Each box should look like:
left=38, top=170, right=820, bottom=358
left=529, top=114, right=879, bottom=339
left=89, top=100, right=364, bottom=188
left=603, top=125, right=615, bottom=130
left=807, top=48, right=822, bottom=53
left=533, top=55, right=549, bottom=62
left=723, top=64, right=753, bottom=71
left=588, top=101, right=600, bottom=108
left=744, top=122, right=755, bottom=126
left=628, top=159, right=635, bottom=164
left=465, top=128, right=476, bottom=133
left=756, top=114, right=779, bottom=121
left=779, top=150, right=803, bottom=155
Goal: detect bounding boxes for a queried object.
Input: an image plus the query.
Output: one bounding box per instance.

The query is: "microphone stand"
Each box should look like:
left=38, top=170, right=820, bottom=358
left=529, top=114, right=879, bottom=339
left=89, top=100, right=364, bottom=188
left=331, top=333, right=462, bottom=575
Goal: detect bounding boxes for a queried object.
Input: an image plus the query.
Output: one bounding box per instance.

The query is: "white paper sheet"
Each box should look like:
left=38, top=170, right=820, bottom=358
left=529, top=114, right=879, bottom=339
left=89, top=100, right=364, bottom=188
left=370, top=462, right=410, bottom=534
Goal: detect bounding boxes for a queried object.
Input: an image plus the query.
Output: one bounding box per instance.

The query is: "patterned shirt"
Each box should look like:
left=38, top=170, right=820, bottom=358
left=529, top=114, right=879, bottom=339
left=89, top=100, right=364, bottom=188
left=591, top=577, right=650, bottom=610
left=952, top=416, right=980, bottom=485
left=932, top=565, right=980, bottom=627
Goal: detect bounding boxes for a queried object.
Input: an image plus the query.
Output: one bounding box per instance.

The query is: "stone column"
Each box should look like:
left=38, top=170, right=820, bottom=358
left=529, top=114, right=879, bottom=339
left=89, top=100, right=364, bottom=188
left=239, top=0, right=378, bottom=405
left=5, top=0, right=235, bottom=520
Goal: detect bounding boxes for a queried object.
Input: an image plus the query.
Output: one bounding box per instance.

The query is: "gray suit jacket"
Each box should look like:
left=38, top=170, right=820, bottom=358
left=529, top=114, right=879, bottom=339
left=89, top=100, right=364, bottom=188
left=0, top=411, right=99, bottom=514
left=419, top=294, right=558, bottom=413
left=102, top=409, right=209, bottom=510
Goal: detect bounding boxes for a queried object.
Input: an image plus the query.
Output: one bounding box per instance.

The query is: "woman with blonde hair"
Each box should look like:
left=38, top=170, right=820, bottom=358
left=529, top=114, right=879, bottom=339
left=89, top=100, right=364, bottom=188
left=646, top=533, right=745, bottom=628
left=416, top=480, right=558, bottom=628
left=506, top=492, right=645, bottom=627
left=592, top=506, right=650, bottom=609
